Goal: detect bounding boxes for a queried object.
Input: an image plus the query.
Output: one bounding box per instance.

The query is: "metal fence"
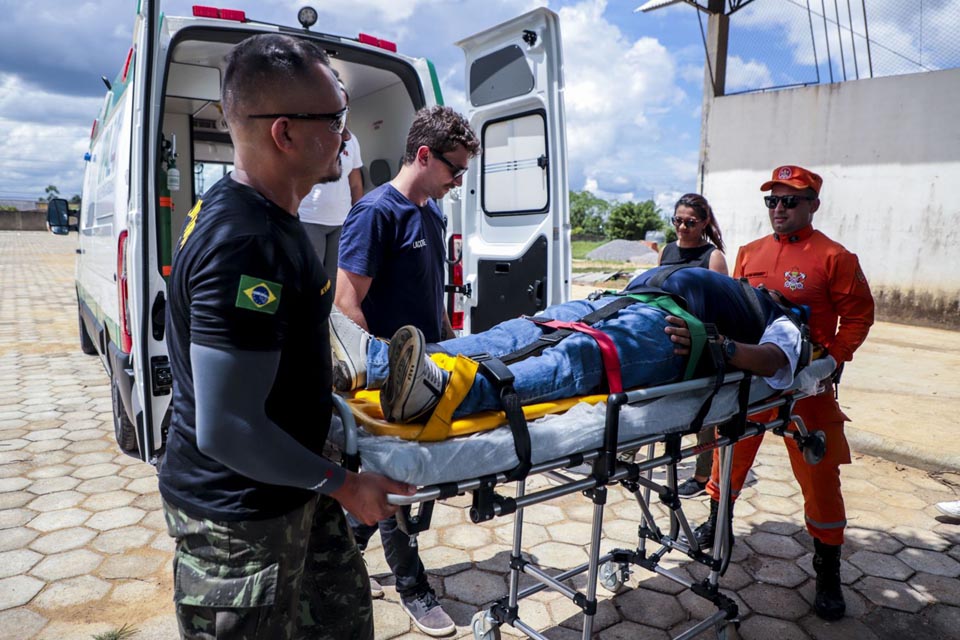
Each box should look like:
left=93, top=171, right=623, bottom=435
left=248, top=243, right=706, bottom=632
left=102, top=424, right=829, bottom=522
left=714, top=0, right=960, bottom=94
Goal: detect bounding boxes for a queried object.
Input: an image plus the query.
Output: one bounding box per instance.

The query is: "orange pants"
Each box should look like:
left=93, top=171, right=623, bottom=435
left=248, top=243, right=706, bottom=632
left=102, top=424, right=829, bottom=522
left=706, top=393, right=851, bottom=545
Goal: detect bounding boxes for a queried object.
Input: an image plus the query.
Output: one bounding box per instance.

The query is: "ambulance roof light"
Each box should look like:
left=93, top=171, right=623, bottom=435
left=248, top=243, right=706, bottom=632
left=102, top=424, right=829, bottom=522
left=357, top=32, right=397, bottom=53
left=192, top=6, right=246, bottom=22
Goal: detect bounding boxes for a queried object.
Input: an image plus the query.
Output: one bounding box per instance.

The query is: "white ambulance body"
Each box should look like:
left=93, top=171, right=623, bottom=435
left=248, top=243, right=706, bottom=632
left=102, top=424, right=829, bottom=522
left=48, top=2, right=570, bottom=463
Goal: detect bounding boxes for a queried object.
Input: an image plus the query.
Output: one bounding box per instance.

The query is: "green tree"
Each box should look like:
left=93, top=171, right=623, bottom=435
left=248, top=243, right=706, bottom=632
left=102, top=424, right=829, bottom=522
left=70, top=194, right=81, bottom=204
left=605, top=199, right=664, bottom=241
left=44, top=185, right=60, bottom=201
left=569, top=190, right=608, bottom=238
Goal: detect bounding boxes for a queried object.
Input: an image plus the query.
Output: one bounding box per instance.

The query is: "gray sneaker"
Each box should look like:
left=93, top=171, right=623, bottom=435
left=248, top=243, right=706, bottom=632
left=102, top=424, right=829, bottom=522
left=401, top=591, right=456, bottom=637
left=381, top=325, right=447, bottom=423
left=330, top=309, right=371, bottom=391
left=369, top=576, right=384, bottom=599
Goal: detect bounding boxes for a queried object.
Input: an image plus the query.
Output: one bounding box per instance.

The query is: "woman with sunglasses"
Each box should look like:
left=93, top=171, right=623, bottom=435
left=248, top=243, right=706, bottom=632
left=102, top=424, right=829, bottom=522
left=658, top=193, right=728, bottom=498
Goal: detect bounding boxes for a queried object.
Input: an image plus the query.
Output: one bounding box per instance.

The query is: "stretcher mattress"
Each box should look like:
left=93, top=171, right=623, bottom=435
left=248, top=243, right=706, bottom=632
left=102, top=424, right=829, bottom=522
left=328, top=359, right=835, bottom=487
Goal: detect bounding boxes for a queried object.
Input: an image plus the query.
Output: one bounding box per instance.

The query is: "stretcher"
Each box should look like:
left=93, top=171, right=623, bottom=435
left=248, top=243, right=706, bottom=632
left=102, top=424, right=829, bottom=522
left=329, top=356, right=836, bottom=640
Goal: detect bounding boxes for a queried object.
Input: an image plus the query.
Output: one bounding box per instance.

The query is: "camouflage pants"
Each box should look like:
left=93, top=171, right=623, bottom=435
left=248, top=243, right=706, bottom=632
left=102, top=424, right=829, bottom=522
left=163, top=495, right=373, bottom=639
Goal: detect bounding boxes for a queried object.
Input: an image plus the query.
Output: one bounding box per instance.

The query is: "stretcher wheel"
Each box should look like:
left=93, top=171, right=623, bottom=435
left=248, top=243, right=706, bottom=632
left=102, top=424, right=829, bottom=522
left=716, top=619, right=741, bottom=640
left=471, top=611, right=501, bottom=640
left=802, top=431, right=827, bottom=465
left=598, top=560, right=627, bottom=593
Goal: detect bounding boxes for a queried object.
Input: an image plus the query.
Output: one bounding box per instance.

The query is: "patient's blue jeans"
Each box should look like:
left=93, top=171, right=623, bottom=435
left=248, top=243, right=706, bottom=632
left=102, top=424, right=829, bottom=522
left=366, top=296, right=684, bottom=418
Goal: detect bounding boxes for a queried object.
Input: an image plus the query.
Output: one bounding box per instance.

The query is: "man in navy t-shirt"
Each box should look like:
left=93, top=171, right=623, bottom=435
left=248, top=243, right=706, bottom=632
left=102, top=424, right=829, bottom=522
left=334, top=106, right=480, bottom=636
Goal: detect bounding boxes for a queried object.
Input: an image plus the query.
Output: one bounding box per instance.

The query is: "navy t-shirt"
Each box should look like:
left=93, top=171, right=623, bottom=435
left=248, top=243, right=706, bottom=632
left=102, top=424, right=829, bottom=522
left=626, top=266, right=782, bottom=344
left=339, top=184, right=446, bottom=342
left=159, top=174, right=334, bottom=521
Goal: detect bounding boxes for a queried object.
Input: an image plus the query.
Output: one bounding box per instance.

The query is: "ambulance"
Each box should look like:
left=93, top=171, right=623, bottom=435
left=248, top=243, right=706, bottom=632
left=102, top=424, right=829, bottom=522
left=47, top=2, right=571, bottom=463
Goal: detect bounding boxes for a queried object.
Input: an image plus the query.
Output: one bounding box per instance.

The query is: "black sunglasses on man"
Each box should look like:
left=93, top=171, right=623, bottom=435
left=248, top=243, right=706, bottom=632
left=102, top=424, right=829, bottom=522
left=430, top=149, right=468, bottom=180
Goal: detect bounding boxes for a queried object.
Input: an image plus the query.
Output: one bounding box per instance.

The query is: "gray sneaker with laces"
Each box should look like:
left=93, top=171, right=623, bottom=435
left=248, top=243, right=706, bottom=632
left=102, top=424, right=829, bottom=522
left=380, top=325, right=447, bottom=423
left=401, top=591, right=456, bottom=637
left=329, top=309, right=371, bottom=391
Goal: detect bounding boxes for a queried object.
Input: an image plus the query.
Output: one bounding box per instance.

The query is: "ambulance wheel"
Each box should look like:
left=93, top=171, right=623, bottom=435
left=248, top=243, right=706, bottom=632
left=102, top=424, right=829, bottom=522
left=111, top=380, right=139, bottom=456
left=78, top=306, right=96, bottom=355
left=471, top=611, right=501, bottom=640
left=803, top=431, right=827, bottom=465
left=599, top=560, right=627, bottom=593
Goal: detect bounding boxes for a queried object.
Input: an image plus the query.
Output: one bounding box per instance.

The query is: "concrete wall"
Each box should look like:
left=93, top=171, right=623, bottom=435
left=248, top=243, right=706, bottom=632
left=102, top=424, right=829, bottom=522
left=700, top=67, right=960, bottom=328
left=0, top=211, right=48, bottom=231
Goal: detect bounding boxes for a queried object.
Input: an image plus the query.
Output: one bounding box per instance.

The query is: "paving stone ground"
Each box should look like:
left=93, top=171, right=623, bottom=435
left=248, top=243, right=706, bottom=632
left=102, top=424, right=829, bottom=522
left=1, top=232, right=958, bottom=639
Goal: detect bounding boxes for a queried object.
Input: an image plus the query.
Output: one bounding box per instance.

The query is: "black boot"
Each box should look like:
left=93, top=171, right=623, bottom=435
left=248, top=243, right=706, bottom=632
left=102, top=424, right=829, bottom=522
left=693, top=498, right=734, bottom=550
left=813, top=539, right=846, bottom=621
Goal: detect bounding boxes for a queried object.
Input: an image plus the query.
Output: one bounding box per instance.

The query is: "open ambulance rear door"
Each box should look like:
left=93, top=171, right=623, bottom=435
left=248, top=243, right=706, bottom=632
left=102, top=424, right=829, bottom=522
left=453, top=7, right=570, bottom=334
left=126, top=0, right=166, bottom=463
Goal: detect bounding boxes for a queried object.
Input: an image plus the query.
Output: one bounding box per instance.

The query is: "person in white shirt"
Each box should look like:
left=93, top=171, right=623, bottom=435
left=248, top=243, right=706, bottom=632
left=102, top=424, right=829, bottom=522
left=299, top=77, right=364, bottom=289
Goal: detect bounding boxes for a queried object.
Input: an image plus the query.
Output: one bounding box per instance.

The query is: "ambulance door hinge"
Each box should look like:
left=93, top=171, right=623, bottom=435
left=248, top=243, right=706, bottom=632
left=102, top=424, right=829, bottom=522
left=444, top=282, right=472, bottom=298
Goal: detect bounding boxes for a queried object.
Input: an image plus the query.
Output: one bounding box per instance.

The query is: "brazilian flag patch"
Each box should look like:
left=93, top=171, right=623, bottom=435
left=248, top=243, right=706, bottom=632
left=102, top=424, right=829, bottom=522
left=236, top=275, right=282, bottom=314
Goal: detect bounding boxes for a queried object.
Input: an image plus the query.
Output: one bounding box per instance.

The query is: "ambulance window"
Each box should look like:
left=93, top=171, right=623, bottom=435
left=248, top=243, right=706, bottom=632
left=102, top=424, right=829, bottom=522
left=481, top=111, right=548, bottom=215
left=469, top=45, right=534, bottom=107
left=193, top=162, right=233, bottom=201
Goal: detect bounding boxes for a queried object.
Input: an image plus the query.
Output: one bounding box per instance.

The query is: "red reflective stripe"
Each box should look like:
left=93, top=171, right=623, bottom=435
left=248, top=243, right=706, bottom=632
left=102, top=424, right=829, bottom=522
left=535, top=320, right=623, bottom=394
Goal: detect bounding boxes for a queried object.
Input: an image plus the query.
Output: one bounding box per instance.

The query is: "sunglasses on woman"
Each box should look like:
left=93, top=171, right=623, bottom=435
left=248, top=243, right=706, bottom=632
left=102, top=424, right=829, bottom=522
left=671, top=216, right=701, bottom=229
left=764, top=194, right=814, bottom=209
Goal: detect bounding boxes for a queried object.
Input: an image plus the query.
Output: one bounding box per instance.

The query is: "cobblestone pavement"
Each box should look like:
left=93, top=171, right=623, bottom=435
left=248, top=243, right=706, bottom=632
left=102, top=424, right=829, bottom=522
left=1, top=232, right=958, bottom=640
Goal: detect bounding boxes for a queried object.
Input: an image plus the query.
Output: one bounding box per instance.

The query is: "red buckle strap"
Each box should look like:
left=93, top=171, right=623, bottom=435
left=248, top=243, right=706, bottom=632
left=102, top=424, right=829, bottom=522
left=532, top=319, right=623, bottom=394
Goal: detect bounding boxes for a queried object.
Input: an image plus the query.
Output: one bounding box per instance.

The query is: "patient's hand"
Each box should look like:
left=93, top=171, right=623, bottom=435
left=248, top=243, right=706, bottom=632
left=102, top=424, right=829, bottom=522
left=664, top=315, right=691, bottom=356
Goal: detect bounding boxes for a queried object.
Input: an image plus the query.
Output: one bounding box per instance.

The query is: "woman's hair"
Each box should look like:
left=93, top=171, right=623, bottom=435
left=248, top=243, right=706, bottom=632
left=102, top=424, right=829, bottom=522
left=674, top=193, right=724, bottom=252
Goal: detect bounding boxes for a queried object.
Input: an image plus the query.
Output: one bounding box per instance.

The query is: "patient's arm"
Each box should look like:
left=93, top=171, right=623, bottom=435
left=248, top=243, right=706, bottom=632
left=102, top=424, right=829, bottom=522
left=724, top=340, right=788, bottom=378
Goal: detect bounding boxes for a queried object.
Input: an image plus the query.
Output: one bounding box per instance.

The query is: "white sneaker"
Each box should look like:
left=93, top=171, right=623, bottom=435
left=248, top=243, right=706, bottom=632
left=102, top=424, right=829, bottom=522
left=381, top=325, right=447, bottom=423
left=329, top=309, right=370, bottom=391
left=936, top=500, right=960, bottom=518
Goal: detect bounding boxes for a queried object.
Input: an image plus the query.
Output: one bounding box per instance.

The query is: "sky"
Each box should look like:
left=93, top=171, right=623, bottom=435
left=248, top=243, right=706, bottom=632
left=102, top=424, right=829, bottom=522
left=0, top=0, right=954, bottom=212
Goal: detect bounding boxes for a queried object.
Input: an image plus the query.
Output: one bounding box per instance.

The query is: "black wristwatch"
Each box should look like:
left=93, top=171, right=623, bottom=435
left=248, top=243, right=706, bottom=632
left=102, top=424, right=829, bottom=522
left=721, top=336, right=737, bottom=361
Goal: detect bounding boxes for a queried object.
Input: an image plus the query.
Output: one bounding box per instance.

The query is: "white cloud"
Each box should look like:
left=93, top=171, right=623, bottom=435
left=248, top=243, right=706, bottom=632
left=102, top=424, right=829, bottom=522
left=725, top=55, right=774, bottom=93
left=0, top=73, right=100, bottom=199
left=558, top=0, right=699, bottom=200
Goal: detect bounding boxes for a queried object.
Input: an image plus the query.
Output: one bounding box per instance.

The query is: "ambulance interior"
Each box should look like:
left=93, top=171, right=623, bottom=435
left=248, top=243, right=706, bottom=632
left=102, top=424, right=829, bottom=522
left=159, top=33, right=426, bottom=258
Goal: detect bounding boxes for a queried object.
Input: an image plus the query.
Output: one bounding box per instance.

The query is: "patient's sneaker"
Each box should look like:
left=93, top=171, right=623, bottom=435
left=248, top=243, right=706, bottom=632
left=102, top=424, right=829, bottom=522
left=381, top=325, right=447, bottom=423
left=330, top=309, right=370, bottom=391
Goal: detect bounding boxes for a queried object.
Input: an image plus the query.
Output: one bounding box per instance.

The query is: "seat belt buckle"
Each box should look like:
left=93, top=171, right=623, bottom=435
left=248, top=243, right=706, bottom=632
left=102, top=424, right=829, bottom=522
left=475, top=354, right=515, bottom=387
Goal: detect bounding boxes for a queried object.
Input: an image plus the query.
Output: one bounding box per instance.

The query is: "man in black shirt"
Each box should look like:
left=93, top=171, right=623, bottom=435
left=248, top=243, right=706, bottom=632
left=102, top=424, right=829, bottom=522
left=159, top=34, right=413, bottom=639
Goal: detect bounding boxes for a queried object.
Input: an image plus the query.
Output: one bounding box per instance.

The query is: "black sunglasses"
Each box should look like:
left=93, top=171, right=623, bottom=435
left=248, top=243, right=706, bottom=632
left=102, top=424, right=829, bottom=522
left=764, top=194, right=814, bottom=209
left=247, top=106, right=349, bottom=134
left=671, top=216, right=701, bottom=229
left=430, top=149, right=468, bottom=179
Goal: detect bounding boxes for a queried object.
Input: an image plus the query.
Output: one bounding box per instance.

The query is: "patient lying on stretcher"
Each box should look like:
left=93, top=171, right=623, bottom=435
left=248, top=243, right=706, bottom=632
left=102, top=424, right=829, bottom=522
left=331, top=266, right=835, bottom=424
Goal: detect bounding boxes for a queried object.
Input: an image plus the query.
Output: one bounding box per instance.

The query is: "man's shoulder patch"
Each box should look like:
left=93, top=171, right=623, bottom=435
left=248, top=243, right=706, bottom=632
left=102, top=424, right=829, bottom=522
left=235, top=275, right=282, bottom=314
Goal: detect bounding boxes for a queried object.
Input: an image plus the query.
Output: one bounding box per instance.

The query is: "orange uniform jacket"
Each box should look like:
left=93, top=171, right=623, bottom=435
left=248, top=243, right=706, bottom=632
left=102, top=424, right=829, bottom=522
left=734, top=225, right=874, bottom=365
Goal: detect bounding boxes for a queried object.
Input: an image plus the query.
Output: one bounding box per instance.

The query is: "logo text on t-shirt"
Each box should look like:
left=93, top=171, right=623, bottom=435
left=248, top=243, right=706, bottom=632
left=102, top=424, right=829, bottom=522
left=412, top=239, right=427, bottom=249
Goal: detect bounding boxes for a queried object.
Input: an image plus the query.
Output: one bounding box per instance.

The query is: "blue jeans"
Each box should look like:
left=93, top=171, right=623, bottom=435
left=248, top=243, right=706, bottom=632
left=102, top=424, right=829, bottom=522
left=347, top=513, right=429, bottom=600
left=367, top=297, right=684, bottom=418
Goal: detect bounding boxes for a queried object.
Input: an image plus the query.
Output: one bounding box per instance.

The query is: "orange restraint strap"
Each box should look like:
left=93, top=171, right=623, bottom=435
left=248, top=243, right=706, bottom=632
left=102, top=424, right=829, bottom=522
left=529, top=318, right=623, bottom=394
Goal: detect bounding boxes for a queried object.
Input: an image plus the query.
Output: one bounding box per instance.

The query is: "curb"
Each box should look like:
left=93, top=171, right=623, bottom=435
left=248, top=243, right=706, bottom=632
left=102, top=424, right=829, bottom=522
left=845, top=426, right=960, bottom=474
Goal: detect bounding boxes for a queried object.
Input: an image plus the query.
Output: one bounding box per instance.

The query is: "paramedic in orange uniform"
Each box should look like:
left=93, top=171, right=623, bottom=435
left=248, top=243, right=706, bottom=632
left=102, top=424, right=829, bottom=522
left=698, top=165, right=874, bottom=621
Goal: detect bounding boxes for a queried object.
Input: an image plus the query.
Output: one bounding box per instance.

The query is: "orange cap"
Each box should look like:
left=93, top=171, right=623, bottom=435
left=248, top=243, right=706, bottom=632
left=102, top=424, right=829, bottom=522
left=760, top=165, right=823, bottom=195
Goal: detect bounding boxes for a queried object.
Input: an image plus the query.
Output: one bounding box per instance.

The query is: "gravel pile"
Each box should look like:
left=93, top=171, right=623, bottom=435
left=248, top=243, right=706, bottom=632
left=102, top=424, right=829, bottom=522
left=586, top=239, right=658, bottom=265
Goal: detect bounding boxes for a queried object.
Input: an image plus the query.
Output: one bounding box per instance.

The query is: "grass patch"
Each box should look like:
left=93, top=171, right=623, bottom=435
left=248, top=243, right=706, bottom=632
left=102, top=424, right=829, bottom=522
left=92, top=625, right=138, bottom=640
left=571, top=239, right=608, bottom=260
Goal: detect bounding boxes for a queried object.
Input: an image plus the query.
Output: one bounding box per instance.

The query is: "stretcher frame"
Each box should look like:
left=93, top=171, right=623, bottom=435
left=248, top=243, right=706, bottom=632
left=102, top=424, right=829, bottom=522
left=335, top=370, right=826, bottom=640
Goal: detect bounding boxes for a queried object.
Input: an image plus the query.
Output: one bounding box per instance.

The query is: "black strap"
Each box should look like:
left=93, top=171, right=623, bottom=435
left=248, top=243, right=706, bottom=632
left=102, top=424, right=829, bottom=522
left=686, top=323, right=726, bottom=434
left=474, top=355, right=532, bottom=481
left=500, top=296, right=641, bottom=366
left=646, top=263, right=695, bottom=288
